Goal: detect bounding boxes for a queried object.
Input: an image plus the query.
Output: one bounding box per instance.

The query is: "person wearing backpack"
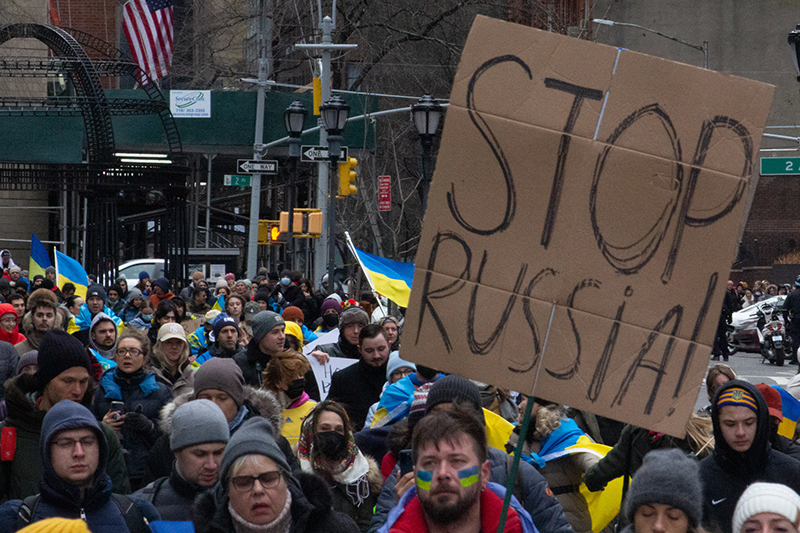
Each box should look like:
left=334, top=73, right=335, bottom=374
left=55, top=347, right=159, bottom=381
left=132, top=399, right=229, bottom=521
left=0, top=399, right=160, bottom=532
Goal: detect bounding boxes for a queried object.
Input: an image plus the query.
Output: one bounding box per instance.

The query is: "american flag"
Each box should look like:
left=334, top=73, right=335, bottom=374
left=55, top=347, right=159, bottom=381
left=123, top=0, right=173, bottom=83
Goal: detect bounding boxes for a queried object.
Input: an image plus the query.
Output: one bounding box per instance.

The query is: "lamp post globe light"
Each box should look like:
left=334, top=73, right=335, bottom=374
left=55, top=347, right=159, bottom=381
left=411, top=94, right=443, bottom=214
left=789, top=24, right=800, bottom=82
left=283, top=100, right=308, bottom=269
left=319, top=95, right=350, bottom=288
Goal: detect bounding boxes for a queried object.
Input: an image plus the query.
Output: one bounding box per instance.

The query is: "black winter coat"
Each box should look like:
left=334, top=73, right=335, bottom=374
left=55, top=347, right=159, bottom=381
left=193, top=472, right=359, bottom=533
left=235, top=340, right=320, bottom=400
left=327, top=359, right=387, bottom=431
left=700, top=380, right=800, bottom=533
left=91, top=368, right=173, bottom=489
left=131, top=464, right=204, bottom=521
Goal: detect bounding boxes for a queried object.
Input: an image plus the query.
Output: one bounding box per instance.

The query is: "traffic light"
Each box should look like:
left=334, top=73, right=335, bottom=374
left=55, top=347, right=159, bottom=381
left=257, top=220, right=284, bottom=245
left=278, top=209, right=323, bottom=237
left=338, top=157, right=358, bottom=197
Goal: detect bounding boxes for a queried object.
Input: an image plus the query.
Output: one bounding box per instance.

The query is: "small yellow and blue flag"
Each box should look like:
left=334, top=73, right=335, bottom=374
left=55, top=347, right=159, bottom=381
left=55, top=250, right=89, bottom=299
left=29, top=233, right=51, bottom=279
left=212, top=293, right=225, bottom=312
left=773, top=385, right=800, bottom=439
left=351, top=246, right=413, bottom=307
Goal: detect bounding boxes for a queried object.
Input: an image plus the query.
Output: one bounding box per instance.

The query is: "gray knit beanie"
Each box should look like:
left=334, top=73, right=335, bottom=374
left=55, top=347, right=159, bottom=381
left=192, top=357, right=246, bottom=408
left=624, top=449, right=703, bottom=526
left=339, top=307, right=369, bottom=329
left=219, top=418, right=291, bottom=487
left=251, top=310, right=284, bottom=344
left=16, top=350, right=37, bottom=375
left=425, top=374, right=482, bottom=414
left=170, top=399, right=230, bottom=451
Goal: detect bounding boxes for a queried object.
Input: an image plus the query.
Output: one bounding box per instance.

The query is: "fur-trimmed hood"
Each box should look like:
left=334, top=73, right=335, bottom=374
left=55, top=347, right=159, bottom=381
left=158, top=384, right=283, bottom=438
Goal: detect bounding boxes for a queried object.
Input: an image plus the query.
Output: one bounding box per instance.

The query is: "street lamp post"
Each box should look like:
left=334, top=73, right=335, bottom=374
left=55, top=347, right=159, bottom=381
left=593, top=18, right=708, bottom=69
left=411, top=95, right=443, bottom=215
left=319, top=95, right=350, bottom=289
left=284, top=101, right=307, bottom=270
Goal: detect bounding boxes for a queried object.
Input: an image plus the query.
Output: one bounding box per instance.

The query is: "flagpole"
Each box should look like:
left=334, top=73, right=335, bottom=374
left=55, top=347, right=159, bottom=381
left=344, top=231, right=388, bottom=318
left=53, top=247, right=59, bottom=286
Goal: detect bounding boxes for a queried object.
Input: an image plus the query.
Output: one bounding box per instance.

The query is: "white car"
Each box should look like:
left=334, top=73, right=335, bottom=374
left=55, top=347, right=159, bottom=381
left=106, top=258, right=165, bottom=286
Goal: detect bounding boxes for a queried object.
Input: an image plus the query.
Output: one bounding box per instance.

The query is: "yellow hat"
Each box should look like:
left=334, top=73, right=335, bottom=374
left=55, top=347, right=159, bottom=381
left=19, top=518, right=90, bottom=533
left=284, top=320, right=304, bottom=343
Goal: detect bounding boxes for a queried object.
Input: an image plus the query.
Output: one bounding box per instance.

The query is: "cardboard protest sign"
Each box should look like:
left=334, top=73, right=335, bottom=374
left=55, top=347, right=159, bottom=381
left=402, top=16, right=775, bottom=436
left=303, top=355, right=357, bottom=401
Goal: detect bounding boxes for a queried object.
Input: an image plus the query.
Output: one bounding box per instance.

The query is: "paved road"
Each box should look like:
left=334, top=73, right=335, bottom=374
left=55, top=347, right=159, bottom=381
left=695, top=349, right=798, bottom=412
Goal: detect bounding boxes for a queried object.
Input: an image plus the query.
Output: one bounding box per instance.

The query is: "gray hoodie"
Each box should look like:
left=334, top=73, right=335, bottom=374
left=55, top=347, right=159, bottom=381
left=89, top=312, right=118, bottom=361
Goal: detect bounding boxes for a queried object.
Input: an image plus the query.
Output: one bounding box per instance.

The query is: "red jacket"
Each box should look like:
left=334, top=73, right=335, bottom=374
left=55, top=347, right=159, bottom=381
left=389, top=487, right=523, bottom=533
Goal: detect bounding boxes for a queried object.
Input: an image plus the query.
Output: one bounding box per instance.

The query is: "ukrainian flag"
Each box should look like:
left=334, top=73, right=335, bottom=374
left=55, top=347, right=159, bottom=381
left=352, top=246, right=414, bottom=307
left=55, top=250, right=89, bottom=299
left=212, top=294, right=225, bottom=312
left=29, top=234, right=51, bottom=279
left=773, top=385, right=800, bottom=439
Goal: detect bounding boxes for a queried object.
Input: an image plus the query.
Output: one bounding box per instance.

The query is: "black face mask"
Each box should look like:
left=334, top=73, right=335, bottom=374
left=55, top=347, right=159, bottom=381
left=285, top=378, right=305, bottom=400
left=323, top=314, right=339, bottom=328
left=316, top=431, right=348, bottom=461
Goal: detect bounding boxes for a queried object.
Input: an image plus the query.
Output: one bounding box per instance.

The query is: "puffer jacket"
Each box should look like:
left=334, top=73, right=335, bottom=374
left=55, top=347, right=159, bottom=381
left=0, top=400, right=158, bottom=532
left=91, top=367, right=172, bottom=489
left=144, top=385, right=297, bottom=482
left=0, top=373, right=131, bottom=499
left=368, top=446, right=571, bottom=533
left=0, top=341, right=18, bottom=399
left=131, top=462, right=205, bottom=521
left=316, top=335, right=360, bottom=359
left=193, top=472, right=359, bottom=533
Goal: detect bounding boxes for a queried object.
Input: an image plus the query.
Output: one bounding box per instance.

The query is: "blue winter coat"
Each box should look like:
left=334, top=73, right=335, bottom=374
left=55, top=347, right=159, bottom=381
left=0, top=400, right=160, bottom=532
left=91, top=368, right=172, bottom=487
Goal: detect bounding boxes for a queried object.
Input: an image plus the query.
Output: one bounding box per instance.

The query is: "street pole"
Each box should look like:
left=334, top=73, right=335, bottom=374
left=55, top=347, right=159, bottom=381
left=326, top=134, right=342, bottom=288
left=420, top=138, right=432, bottom=215
left=247, top=1, right=272, bottom=278
left=287, top=142, right=299, bottom=269
left=295, top=16, right=356, bottom=283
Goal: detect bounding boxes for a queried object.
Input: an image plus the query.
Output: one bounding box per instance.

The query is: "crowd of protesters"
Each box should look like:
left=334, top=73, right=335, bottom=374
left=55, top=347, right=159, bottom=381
left=0, top=254, right=798, bottom=533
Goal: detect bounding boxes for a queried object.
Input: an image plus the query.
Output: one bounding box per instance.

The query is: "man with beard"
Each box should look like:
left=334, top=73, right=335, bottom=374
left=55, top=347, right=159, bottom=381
left=327, top=324, right=390, bottom=430
left=15, top=289, right=60, bottom=356
left=381, top=404, right=536, bottom=533
left=68, top=284, right=122, bottom=347
left=88, top=313, right=119, bottom=370
left=311, top=306, right=368, bottom=360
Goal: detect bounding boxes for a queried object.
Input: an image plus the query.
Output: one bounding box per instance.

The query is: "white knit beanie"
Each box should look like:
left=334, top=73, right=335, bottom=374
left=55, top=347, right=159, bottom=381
left=732, top=483, right=800, bottom=533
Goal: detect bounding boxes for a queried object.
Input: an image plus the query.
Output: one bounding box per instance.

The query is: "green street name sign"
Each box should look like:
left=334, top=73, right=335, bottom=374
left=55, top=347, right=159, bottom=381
left=760, top=157, right=800, bottom=176
left=224, top=174, right=251, bottom=187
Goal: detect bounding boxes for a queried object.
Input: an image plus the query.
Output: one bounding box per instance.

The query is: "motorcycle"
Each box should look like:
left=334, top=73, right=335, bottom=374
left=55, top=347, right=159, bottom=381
left=758, top=304, right=785, bottom=366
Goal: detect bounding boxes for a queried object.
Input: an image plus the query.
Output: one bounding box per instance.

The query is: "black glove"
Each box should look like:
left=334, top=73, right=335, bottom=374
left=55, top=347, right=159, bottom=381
left=124, top=405, right=153, bottom=434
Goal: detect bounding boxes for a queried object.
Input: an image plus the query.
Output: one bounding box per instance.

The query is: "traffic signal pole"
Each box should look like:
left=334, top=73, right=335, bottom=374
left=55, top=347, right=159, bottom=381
left=247, top=1, right=272, bottom=278
left=295, top=16, right=356, bottom=286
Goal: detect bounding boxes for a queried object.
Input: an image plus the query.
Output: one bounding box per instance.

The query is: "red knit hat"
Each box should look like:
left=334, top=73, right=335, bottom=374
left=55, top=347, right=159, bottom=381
left=281, top=306, right=305, bottom=323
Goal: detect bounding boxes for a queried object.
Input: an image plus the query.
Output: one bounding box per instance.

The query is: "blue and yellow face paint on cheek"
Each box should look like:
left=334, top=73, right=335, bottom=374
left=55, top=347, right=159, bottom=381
left=416, top=470, right=433, bottom=491
left=458, top=466, right=479, bottom=488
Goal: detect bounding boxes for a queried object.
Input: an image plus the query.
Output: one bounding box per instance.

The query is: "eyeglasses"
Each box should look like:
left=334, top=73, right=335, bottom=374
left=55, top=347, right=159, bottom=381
left=53, top=436, right=98, bottom=450
left=230, top=471, right=282, bottom=491
left=116, top=348, right=142, bottom=358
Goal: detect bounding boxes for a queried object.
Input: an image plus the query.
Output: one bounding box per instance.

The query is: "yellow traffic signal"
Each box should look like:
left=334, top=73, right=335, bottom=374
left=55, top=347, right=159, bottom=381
left=338, top=157, right=358, bottom=197
left=258, top=220, right=284, bottom=245
left=270, top=225, right=281, bottom=242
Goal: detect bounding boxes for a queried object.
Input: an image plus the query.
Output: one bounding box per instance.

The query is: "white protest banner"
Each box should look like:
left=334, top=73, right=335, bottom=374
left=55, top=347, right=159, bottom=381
left=402, top=16, right=775, bottom=436
left=303, top=356, right=357, bottom=400
left=303, top=329, right=339, bottom=354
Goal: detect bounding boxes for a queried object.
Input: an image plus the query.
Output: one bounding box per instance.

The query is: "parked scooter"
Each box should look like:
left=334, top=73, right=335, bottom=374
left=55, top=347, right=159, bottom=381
left=758, top=304, right=785, bottom=366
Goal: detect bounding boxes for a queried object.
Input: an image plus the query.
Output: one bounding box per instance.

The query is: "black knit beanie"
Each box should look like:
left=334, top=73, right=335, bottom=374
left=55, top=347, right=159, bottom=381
left=34, top=329, right=93, bottom=391
left=425, top=374, right=482, bottom=414
left=624, top=449, right=703, bottom=526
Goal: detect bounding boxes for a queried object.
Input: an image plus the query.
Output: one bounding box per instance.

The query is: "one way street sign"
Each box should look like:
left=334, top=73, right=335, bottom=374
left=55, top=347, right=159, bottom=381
left=237, top=159, right=278, bottom=174
left=300, top=146, right=348, bottom=162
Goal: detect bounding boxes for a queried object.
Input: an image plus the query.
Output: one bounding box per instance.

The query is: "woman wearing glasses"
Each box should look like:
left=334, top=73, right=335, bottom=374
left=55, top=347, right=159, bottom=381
left=91, top=328, right=173, bottom=490
left=194, top=417, right=359, bottom=533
